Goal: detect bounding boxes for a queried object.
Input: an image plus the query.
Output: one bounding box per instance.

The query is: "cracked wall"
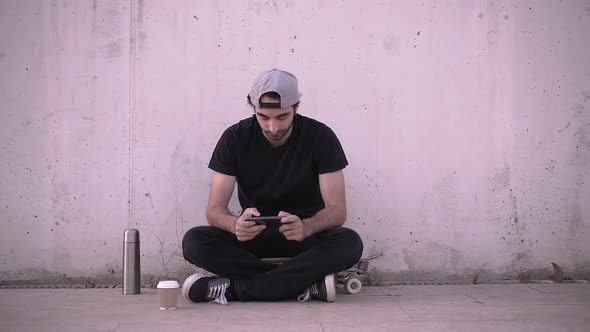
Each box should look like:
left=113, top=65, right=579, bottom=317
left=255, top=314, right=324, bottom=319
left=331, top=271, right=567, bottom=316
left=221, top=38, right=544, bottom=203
left=1, top=0, right=589, bottom=284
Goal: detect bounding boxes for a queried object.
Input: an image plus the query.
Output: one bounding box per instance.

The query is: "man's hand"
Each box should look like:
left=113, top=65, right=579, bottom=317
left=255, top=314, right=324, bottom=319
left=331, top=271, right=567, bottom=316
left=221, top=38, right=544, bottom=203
left=278, top=211, right=309, bottom=241
left=235, top=208, right=266, bottom=241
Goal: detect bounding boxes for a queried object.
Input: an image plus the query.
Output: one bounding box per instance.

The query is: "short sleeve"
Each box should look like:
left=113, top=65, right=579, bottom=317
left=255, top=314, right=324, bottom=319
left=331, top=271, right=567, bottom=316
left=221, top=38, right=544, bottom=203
left=208, top=128, right=237, bottom=176
left=315, top=125, right=349, bottom=174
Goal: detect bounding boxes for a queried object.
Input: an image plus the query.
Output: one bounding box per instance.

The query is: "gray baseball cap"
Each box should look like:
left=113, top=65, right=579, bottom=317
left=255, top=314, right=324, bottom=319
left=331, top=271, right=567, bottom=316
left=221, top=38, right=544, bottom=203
left=249, top=69, right=302, bottom=108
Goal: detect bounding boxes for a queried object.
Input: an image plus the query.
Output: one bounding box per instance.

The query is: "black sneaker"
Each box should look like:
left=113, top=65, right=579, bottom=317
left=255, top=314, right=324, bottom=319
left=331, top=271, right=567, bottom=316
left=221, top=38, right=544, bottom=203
left=182, top=273, right=231, bottom=305
left=297, top=274, right=336, bottom=302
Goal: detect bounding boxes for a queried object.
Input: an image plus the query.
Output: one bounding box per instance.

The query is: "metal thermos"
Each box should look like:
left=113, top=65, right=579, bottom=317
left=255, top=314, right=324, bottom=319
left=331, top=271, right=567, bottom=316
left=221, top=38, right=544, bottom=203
left=123, top=228, right=141, bottom=294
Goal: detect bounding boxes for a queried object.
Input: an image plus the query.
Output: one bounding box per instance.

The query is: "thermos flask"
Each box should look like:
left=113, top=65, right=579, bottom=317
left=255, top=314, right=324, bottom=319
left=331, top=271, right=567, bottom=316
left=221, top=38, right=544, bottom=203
left=123, top=228, right=141, bottom=294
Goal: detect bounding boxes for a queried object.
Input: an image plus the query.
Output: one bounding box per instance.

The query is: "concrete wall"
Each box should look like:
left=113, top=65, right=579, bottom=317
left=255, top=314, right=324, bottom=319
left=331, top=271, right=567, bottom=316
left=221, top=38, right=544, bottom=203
left=1, top=0, right=589, bottom=284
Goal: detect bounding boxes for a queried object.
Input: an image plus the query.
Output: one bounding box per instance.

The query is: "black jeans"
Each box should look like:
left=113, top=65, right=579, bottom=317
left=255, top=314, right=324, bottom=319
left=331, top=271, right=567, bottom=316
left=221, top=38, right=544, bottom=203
left=182, top=225, right=363, bottom=301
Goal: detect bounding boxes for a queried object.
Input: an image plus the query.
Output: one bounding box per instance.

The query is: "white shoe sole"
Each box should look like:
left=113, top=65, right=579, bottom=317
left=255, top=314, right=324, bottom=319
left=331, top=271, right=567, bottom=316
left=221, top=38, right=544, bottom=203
left=182, top=273, right=206, bottom=302
left=325, top=274, right=336, bottom=302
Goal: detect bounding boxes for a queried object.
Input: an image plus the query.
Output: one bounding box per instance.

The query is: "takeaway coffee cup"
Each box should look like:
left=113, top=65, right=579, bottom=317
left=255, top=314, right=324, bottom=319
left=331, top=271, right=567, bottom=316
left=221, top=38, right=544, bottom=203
left=157, top=280, right=180, bottom=310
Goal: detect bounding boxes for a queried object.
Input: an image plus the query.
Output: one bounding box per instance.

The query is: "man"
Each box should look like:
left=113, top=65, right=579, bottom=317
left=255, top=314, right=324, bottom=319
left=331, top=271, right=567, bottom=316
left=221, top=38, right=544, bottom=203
left=182, top=69, right=363, bottom=305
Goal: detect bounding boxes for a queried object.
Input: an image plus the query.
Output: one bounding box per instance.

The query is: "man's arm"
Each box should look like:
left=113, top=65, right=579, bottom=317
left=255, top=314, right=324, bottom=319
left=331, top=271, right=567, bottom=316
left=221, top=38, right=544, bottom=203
left=206, top=171, right=266, bottom=239
left=303, top=170, right=347, bottom=235
left=278, top=170, right=347, bottom=240
left=206, top=171, right=239, bottom=233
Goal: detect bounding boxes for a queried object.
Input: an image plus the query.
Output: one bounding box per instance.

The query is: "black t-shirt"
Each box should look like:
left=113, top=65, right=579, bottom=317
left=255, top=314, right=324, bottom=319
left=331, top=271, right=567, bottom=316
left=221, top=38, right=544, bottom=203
left=208, top=113, right=348, bottom=219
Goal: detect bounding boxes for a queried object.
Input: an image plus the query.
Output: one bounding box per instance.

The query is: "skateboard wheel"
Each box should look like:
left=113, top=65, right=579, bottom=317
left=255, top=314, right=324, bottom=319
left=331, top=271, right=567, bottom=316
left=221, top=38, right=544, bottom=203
left=344, top=278, right=362, bottom=294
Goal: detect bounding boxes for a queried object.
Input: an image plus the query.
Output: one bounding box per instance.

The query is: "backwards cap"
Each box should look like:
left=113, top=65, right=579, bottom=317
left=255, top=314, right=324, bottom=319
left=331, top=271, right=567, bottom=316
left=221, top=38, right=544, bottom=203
left=249, top=69, right=302, bottom=108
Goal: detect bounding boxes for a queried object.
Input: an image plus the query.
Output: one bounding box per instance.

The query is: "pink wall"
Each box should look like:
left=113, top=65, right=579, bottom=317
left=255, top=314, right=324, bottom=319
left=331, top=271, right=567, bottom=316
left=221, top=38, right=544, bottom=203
left=1, top=0, right=589, bottom=283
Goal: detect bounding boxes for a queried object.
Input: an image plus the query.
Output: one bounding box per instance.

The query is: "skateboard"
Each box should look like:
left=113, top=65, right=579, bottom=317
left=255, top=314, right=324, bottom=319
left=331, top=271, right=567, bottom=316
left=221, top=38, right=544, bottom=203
left=336, top=259, right=369, bottom=294
left=260, top=258, right=370, bottom=294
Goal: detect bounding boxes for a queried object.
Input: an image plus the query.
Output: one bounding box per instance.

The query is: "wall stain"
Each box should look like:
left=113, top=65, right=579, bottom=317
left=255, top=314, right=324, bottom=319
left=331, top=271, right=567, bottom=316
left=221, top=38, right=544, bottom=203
left=487, top=30, right=498, bottom=45
left=402, top=242, right=463, bottom=276
left=136, top=0, right=147, bottom=49
left=145, top=193, right=154, bottom=208
left=99, top=39, right=123, bottom=58
left=382, top=33, right=399, bottom=53
left=568, top=91, right=590, bottom=167
left=509, top=250, right=533, bottom=271
left=91, top=1, right=122, bottom=38
left=492, top=164, right=510, bottom=188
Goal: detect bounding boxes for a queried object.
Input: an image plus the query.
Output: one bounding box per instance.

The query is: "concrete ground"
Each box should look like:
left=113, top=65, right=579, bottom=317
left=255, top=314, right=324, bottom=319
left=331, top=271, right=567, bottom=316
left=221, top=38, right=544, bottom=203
left=0, top=283, right=589, bottom=331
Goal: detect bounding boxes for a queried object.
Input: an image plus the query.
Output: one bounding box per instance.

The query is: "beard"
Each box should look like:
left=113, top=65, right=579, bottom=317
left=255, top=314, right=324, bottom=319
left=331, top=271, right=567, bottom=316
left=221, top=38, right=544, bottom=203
left=263, top=118, right=294, bottom=142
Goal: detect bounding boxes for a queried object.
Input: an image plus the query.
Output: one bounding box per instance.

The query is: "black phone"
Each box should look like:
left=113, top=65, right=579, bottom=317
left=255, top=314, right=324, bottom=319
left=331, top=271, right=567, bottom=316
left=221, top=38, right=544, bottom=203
left=244, top=216, right=284, bottom=227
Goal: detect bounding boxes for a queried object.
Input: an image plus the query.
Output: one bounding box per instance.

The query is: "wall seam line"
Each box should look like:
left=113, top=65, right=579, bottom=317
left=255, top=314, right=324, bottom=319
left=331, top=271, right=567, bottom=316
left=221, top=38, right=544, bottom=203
left=128, top=0, right=136, bottom=229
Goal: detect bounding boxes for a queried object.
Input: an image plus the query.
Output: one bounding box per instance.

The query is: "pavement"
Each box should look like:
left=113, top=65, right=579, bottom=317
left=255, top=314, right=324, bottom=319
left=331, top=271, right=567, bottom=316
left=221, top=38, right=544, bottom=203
left=1, top=283, right=589, bottom=331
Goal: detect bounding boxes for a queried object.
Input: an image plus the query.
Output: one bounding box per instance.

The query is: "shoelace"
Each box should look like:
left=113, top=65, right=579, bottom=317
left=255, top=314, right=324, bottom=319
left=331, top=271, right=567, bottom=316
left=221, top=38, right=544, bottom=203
left=297, top=283, right=320, bottom=302
left=207, top=283, right=229, bottom=305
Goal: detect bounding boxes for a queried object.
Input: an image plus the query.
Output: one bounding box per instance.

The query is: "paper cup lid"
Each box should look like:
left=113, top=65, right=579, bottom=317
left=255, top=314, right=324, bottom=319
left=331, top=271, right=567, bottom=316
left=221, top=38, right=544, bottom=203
left=157, top=280, right=180, bottom=288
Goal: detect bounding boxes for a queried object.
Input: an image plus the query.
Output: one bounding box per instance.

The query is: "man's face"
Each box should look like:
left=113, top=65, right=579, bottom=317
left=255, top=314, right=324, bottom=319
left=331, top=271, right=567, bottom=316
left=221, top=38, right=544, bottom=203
left=255, top=95, right=295, bottom=146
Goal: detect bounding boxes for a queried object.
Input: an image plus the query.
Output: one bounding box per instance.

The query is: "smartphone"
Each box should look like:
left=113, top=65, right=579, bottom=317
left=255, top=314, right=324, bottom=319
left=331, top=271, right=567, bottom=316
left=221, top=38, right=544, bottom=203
left=244, top=216, right=284, bottom=227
